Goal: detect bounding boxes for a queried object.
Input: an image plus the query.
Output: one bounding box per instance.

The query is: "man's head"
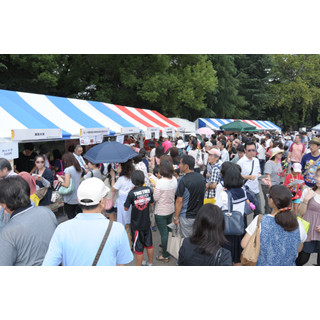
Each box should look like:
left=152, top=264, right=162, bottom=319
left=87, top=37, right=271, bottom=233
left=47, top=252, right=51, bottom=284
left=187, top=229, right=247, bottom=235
left=0, top=158, right=12, bottom=179
left=77, top=177, right=109, bottom=213
left=232, top=139, right=241, bottom=149
left=207, top=148, right=221, bottom=164
left=74, top=145, right=83, bottom=156
left=309, top=137, right=320, bottom=154
left=23, top=143, right=35, bottom=156
left=244, top=141, right=256, bottom=159
left=295, top=135, right=302, bottom=144
left=0, top=176, right=30, bottom=213
left=219, top=140, right=226, bottom=151
left=179, top=155, right=195, bottom=173
left=266, top=133, right=271, bottom=140
left=237, top=145, right=245, bottom=159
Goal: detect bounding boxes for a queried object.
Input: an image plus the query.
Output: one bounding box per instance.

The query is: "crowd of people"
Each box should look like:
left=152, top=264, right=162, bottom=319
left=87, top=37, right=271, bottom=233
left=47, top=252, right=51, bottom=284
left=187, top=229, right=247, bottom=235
left=0, top=129, right=320, bottom=266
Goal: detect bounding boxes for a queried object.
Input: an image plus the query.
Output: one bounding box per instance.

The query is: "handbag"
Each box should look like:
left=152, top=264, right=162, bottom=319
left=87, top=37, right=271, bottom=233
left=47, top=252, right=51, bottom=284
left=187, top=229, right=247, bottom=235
left=297, top=216, right=310, bottom=234
left=35, top=187, right=48, bottom=201
left=241, top=214, right=263, bottom=266
left=92, top=220, right=113, bottom=266
left=105, top=192, right=115, bottom=210
left=58, top=178, right=74, bottom=195
left=222, top=190, right=245, bottom=236
left=203, top=190, right=216, bottom=205
left=167, top=225, right=184, bottom=260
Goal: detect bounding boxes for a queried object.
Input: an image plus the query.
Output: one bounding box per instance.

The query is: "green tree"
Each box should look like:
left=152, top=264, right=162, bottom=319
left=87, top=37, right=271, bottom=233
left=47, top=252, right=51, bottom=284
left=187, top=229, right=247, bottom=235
left=204, top=54, right=248, bottom=119
left=268, top=54, right=320, bottom=129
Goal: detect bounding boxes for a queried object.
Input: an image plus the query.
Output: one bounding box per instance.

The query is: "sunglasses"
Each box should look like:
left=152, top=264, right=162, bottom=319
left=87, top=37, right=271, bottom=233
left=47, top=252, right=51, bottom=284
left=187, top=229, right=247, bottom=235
left=36, top=161, right=44, bottom=164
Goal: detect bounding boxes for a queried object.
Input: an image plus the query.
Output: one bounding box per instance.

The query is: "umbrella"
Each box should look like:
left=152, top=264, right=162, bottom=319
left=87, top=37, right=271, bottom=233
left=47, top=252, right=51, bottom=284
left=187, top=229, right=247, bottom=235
left=220, top=120, right=256, bottom=132
left=83, top=141, right=138, bottom=164
left=196, top=127, right=214, bottom=135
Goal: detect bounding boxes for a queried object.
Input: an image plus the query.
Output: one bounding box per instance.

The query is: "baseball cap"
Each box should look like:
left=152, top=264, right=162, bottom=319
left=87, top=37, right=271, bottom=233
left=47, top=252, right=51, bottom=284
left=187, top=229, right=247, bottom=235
left=292, top=163, right=302, bottom=173
left=77, top=177, right=110, bottom=206
left=207, top=148, right=221, bottom=157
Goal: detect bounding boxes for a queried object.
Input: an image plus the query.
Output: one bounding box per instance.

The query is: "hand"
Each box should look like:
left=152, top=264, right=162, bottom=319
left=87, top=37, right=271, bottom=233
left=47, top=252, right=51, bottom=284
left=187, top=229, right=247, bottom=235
left=110, top=169, right=116, bottom=178
left=206, top=183, right=209, bottom=190
left=249, top=175, right=257, bottom=181
left=173, top=218, right=179, bottom=226
left=57, top=175, right=64, bottom=182
left=35, top=175, right=42, bottom=181
left=206, top=172, right=210, bottom=179
left=304, top=189, right=315, bottom=202
left=316, top=225, right=320, bottom=233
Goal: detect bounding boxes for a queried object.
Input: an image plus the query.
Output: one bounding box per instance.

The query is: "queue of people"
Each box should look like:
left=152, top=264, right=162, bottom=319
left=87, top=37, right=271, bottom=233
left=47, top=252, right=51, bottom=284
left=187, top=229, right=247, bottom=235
left=0, top=129, right=320, bottom=266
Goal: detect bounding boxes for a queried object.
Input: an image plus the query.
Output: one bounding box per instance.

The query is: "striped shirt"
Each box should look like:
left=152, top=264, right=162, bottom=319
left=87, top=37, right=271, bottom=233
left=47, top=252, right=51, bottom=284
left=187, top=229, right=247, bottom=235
left=154, top=177, right=178, bottom=216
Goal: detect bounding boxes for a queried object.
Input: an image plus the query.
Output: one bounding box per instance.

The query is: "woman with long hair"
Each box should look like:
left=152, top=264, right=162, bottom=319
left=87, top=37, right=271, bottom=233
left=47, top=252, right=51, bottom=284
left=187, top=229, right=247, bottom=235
left=151, top=145, right=164, bottom=170
left=242, top=185, right=307, bottom=266
left=178, top=204, right=232, bottom=266
left=57, top=152, right=82, bottom=219
left=33, top=154, right=54, bottom=206
left=296, top=168, right=320, bottom=266
left=215, top=162, right=247, bottom=265
left=112, top=159, right=135, bottom=247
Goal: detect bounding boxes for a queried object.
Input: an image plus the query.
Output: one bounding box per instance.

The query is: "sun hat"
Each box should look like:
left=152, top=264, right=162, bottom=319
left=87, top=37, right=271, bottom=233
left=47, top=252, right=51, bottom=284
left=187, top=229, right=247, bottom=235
left=18, top=171, right=37, bottom=195
left=309, top=137, right=320, bottom=145
left=292, top=163, right=302, bottom=173
left=270, top=147, right=284, bottom=160
left=207, top=148, right=221, bottom=157
left=176, top=140, right=186, bottom=149
left=205, top=141, right=213, bottom=147
left=189, top=133, right=197, bottom=138
left=77, top=177, right=110, bottom=206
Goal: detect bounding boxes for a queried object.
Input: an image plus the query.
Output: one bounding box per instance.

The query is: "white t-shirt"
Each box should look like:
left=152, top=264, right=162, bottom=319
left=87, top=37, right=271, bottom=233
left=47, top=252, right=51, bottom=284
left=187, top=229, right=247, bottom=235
left=220, top=148, right=230, bottom=163
left=257, top=145, right=266, bottom=160
left=246, top=214, right=307, bottom=242
left=188, top=149, right=202, bottom=168
left=265, top=139, right=271, bottom=148
left=237, top=155, right=261, bottom=194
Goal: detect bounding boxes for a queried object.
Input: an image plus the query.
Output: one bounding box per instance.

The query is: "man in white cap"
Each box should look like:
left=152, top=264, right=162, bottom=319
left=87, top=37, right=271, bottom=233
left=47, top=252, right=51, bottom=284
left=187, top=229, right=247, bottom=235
left=42, top=177, right=133, bottom=266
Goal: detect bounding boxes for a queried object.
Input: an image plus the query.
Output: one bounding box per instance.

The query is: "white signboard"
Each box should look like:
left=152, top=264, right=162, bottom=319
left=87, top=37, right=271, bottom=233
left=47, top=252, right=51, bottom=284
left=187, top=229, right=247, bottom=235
left=154, top=130, right=160, bottom=139
left=177, top=127, right=185, bottom=132
left=145, top=131, right=152, bottom=140
left=121, top=127, right=140, bottom=135
left=80, top=128, right=110, bottom=137
left=148, top=128, right=160, bottom=133
left=0, top=141, right=19, bottom=160
left=116, top=135, right=125, bottom=144
left=11, top=129, right=62, bottom=141
left=80, top=135, right=103, bottom=146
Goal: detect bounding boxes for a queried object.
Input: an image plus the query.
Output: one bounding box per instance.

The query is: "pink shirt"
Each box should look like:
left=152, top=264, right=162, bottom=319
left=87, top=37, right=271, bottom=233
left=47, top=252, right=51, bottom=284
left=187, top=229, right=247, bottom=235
left=289, top=143, right=305, bottom=162
left=162, top=140, right=172, bottom=153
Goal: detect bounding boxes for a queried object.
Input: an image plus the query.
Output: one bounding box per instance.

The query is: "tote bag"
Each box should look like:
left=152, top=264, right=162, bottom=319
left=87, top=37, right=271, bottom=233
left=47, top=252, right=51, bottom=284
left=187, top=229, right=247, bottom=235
left=58, top=178, right=74, bottom=195
left=167, top=225, right=184, bottom=260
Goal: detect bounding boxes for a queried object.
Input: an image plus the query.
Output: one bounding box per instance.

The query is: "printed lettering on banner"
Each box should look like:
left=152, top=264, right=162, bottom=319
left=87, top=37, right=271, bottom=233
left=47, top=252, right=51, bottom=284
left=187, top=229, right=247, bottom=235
left=0, top=142, right=19, bottom=160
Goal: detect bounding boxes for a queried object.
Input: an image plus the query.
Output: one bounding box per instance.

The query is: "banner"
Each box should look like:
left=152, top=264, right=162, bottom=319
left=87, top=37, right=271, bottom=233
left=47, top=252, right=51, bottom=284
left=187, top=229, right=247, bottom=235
left=11, top=129, right=62, bottom=141
left=121, top=127, right=140, bottom=135
left=80, top=128, right=110, bottom=137
left=116, top=135, right=125, bottom=144
left=80, top=135, right=103, bottom=146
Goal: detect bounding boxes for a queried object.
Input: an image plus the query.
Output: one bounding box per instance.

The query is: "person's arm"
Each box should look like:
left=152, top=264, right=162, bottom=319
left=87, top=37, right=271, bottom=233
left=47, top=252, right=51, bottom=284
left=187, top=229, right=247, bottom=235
left=60, top=173, right=71, bottom=188
left=241, top=216, right=259, bottom=248
left=298, top=189, right=315, bottom=218
left=241, top=233, right=251, bottom=249
left=0, top=238, right=17, bottom=266
left=153, top=186, right=161, bottom=202
left=124, top=192, right=132, bottom=212
left=174, top=197, right=183, bottom=225
left=116, top=228, right=134, bottom=265
left=298, top=243, right=304, bottom=253
left=42, top=230, right=63, bottom=266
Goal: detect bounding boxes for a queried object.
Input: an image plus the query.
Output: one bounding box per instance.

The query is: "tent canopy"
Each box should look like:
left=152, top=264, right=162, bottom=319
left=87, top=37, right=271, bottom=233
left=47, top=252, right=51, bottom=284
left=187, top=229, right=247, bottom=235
left=0, top=89, right=179, bottom=140
left=169, top=118, right=196, bottom=133
left=220, top=120, right=256, bottom=132
left=197, top=118, right=281, bottom=132
left=312, top=124, right=320, bottom=131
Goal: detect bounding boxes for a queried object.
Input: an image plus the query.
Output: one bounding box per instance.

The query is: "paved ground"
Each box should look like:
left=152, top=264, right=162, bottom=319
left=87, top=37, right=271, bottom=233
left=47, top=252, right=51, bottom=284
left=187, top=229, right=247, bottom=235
left=56, top=181, right=317, bottom=266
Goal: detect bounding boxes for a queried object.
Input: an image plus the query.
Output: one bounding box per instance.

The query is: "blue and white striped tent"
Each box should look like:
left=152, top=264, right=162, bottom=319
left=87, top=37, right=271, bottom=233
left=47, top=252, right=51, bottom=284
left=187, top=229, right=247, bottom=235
left=0, top=89, right=180, bottom=140
left=196, top=118, right=281, bottom=132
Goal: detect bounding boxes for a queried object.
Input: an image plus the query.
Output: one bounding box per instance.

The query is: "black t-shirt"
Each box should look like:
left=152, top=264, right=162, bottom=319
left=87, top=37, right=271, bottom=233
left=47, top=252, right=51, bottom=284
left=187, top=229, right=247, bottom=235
left=124, top=186, right=154, bottom=231
left=176, top=171, right=206, bottom=219
left=15, top=151, right=37, bottom=173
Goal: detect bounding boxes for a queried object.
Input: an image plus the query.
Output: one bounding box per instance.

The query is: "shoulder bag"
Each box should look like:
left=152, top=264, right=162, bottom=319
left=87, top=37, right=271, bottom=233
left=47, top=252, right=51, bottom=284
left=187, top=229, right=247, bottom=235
left=58, top=178, right=74, bottom=195
left=222, top=190, right=245, bottom=236
left=92, top=220, right=113, bottom=266
left=241, top=214, right=263, bottom=266
left=243, top=159, right=254, bottom=185
left=167, top=224, right=184, bottom=260
left=207, top=247, right=223, bottom=266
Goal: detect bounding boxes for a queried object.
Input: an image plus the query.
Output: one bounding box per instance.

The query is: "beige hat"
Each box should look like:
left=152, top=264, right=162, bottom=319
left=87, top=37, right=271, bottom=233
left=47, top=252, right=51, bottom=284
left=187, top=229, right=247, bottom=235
left=176, top=140, right=186, bottom=149
left=309, top=137, right=320, bottom=145
left=270, top=147, right=284, bottom=160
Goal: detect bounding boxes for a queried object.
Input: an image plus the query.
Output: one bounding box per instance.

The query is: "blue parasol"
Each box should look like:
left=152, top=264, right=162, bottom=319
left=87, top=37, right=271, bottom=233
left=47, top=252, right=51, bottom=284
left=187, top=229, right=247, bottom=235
left=83, top=141, right=138, bottom=164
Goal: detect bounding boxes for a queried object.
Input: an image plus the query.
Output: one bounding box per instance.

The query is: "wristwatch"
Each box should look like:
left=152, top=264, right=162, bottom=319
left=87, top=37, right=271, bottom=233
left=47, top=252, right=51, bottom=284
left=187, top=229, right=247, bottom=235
left=173, top=217, right=178, bottom=221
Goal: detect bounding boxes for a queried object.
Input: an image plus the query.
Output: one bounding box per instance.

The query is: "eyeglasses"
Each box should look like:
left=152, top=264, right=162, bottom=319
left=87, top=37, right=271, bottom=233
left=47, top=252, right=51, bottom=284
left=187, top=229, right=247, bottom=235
left=36, top=161, right=44, bottom=164
left=247, top=149, right=256, bottom=152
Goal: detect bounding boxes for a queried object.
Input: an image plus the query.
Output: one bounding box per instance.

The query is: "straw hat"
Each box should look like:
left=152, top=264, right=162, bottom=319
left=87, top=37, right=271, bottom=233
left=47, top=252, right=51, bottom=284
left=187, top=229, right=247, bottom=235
left=270, top=147, right=284, bottom=160
left=309, top=137, right=320, bottom=145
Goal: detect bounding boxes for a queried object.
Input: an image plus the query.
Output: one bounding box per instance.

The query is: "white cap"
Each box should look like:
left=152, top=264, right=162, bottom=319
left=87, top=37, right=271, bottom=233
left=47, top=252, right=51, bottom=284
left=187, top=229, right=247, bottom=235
left=176, top=140, right=186, bottom=149
left=77, top=177, right=110, bottom=206
left=292, top=163, right=302, bottom=173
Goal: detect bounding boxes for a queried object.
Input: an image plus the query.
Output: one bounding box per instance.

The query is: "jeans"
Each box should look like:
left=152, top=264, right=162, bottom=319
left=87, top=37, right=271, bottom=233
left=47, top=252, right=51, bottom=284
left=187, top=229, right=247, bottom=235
left=155, top=213, right=174, bottom=258
left=259, top=159, right=266, bottom=175
left=261, top=184, right=272, bottom=214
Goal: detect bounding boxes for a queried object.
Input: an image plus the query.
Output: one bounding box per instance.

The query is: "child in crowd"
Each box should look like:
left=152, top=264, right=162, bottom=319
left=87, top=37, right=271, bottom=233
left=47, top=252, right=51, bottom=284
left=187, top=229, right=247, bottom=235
left=124, top=170, right=154, bottom=266
left=284, top=163, right=305, bottom=215
left=149, top=165, right=161, bottom=188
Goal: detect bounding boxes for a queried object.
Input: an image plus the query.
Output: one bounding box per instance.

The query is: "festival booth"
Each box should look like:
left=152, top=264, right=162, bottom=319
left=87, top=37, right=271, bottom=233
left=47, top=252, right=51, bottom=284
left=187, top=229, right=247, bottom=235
left=196, top=118, right=281, bottom=132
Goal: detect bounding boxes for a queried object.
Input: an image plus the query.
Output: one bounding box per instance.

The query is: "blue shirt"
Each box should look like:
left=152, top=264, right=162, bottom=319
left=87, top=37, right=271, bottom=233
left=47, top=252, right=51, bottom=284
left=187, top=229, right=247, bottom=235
left=42, top=213, right=133, bottom=266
